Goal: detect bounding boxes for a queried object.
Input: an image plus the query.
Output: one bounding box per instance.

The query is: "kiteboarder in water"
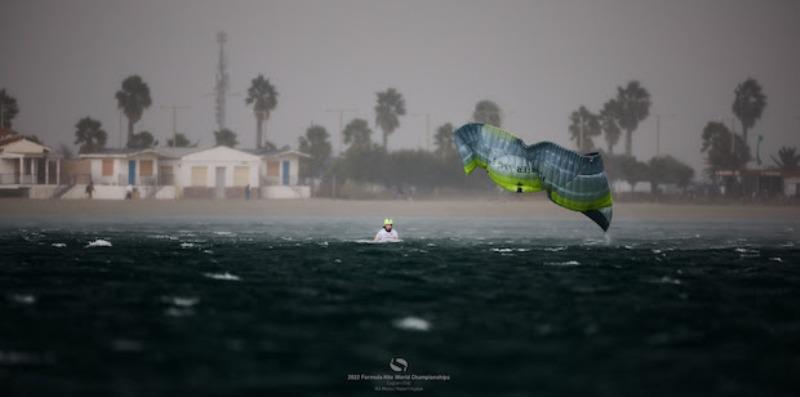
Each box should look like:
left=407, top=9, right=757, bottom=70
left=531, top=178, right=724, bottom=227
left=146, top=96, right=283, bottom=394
left=374, top=218, right=399, bottom=242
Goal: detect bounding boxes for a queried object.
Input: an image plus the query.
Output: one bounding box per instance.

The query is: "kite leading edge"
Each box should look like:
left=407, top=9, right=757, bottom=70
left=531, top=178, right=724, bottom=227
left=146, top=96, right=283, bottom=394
left=454, top=123, right=613, bottom=231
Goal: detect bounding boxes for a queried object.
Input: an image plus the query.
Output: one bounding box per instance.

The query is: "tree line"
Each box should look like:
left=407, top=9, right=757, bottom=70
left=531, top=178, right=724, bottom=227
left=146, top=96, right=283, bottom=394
left=27, top=73, right=282, bottom=154
left=564, top=80, right=694, bottom=192
left=1, top=73, right=798, bottom=194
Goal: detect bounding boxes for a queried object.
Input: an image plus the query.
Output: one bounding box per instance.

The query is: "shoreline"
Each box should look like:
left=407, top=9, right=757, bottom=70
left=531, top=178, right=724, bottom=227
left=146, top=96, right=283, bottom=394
left=0, top=198, right=798, bottom=222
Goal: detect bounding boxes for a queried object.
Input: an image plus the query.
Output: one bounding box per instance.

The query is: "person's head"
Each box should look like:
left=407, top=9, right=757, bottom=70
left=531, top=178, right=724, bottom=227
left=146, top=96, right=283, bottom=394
left=383, top=218, right=393, bottom=231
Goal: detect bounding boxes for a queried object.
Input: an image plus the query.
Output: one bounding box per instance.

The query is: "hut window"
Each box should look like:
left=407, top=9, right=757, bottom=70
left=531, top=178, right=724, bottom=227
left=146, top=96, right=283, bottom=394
left=102, top=159, right=114, bottom=176
left=140, top=160, right=153, bottom=177
left=234, top=166, right=249, bottom=186
left=267, top=160, right=280, bottom=177
left=191, top=166, right=207, bottom=186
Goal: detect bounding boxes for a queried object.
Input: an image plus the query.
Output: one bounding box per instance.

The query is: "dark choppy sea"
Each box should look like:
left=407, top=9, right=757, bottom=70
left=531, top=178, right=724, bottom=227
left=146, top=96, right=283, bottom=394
left=1, top=216, right=799, bottom=396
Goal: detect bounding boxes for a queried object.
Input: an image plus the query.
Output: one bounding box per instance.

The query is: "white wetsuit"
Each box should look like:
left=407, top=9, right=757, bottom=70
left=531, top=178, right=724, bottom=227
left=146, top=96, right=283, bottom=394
left=375, top=228, right=399, bottom=242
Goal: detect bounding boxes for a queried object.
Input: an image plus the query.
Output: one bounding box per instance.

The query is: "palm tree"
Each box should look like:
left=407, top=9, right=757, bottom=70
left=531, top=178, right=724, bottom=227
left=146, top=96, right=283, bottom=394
left=615, top=81, right=651, bottom=156
left=0, top=89, right=20, bottom=129
left=245, top=75, right=278, bottom=149
left=701, top=121, right=749, bottom=173
left=772, top=146, right=800, bottom=171
left=127, top=130, right=158, bottom=149
left=472, top=100, right=502, bottom=127
left=298, top=124, right=332, bottom=179
left=115, top=75, right=152, bottom=146
left=214, top=128, right=238, bottom=147
left=343, top=118, right=373, bottom=150
left=599, top=99, right=621, bottom=154
left=74, top=117, right=108, bottom=154
left=732, top=78, right=767, bottom=151
left=648, top=155, right=695, bottom=193
left=433, top=123, right=455, bottom=159
left=167, top=133, right=196, bottom=148
left=617, top=156, right=649, bottom=192
left=374, top=88, right=406, bottom=149
left=568, top=106, right=601, bottom=153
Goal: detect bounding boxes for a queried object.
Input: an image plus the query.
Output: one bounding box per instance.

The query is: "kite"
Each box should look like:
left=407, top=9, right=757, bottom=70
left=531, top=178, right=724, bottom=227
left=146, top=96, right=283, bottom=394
left=454, top=123, right=613, bottom=231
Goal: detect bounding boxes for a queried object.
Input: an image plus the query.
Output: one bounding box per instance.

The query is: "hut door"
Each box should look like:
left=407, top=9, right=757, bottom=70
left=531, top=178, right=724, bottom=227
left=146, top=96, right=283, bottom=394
left=36, top=159, right=46, bottom=184
left=215, top=167, right=226, bottom=199
left=128, top=160, right=136, bottom=185
left=282, top=161, right=290, bottom=186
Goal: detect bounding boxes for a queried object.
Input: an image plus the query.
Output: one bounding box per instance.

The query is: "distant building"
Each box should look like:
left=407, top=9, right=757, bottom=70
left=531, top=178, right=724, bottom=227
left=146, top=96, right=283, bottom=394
left=68, top=145, right=310, bottom=199
left=0, top=130, right=62, bottom=198
left=178, top=146, right=261, bottom=199
left=69, top=147, right=175, bottom=199
left=611, top=180, right=652, bottom=193
left=714, top=169, right=784, bottom=198
left=251, top=148, right=311, bottom=199
left=782, top=170, right=800, bottom=198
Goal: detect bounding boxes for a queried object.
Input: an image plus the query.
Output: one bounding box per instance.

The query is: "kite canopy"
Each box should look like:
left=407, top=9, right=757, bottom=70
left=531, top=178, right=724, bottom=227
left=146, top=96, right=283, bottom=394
left=454, top=123, right=613, bottom=231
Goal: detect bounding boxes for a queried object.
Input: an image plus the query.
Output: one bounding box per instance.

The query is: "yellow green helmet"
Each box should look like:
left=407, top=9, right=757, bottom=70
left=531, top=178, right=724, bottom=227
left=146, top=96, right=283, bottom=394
left=383, top=218, right=394, bottom=226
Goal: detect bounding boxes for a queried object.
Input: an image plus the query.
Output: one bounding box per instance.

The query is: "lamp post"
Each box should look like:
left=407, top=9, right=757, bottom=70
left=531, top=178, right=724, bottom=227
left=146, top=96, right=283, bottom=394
left=653, top=113, right=675, bottom=157
left=160, top=105, right=190, bottom=147
left=325, top=108, right=358, bottom=154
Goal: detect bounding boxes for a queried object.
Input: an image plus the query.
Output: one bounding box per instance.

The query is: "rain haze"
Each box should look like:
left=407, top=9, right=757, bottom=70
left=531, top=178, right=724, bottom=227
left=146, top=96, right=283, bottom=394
left=2, top=0, right=799, bottom=172
left=3, top=1, right=800, bottom=396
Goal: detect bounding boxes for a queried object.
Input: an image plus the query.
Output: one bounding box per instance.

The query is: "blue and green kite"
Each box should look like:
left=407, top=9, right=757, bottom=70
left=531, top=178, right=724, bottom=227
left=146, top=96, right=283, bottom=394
left=454, top=123, right=613, bottom=231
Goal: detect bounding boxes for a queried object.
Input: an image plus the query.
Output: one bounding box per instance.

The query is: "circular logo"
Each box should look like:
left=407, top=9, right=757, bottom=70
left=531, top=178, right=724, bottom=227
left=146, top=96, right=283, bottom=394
left=389, top=357, right=408, bottom=372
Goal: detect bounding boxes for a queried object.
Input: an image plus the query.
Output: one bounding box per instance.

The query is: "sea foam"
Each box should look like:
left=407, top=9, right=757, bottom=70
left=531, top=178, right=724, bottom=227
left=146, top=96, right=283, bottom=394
left=85, top=239, right=112, bottom=248
left=393, top=316, right=431, bottom=332
left=203, top=272, right=241, bottom=281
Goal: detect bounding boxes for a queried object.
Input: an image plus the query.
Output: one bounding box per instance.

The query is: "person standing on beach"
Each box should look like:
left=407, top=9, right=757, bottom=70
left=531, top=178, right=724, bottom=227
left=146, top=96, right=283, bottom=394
left=85, top=181, right=94, bottom=199
left=374, top=218, right=399, bottom=242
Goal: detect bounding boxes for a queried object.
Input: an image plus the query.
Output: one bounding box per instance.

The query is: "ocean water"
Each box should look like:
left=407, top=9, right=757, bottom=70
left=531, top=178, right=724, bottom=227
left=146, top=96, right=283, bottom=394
left=1, top=216, right=799, bottom=396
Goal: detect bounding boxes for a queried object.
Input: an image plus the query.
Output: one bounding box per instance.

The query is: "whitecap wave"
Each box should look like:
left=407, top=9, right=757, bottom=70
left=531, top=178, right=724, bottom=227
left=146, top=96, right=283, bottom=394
left=735, top=247, right=759, bottom=258
left=85, top=239, right=112, bottom=248
left=203, top=272, right=240, bottom=281
left=162, top=296, right=199, bottom=307
left=354, top=239, right=403, bottom=244
left=165, top=307, right=194, bottom=317
left=544, top=260, right=580, bottom=266
left=150, top=234, right=178, bottom=241
left=8, top=294, right=36, bottom=304
left=653, top=276, right=681, bottom=285
left=491, top=248, right=531, bottom=253
left=0, top=350, right=52, bottom=365
left=393, top=316, right=431, bottom=332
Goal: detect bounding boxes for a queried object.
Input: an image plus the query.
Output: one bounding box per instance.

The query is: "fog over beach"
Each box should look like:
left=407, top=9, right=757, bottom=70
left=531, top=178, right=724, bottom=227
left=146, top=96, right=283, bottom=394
left=1, top=1, right=799, bottom=396
left=1, top=198, right=799, bottom=222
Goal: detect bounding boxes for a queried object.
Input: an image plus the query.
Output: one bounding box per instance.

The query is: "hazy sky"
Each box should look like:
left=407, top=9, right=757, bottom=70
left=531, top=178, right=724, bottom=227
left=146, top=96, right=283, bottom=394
left=2, top=0, right=799, bottom=172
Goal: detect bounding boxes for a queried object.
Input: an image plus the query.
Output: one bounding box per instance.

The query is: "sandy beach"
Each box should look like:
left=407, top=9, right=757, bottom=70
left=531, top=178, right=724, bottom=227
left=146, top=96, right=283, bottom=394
left=0, top=198, right=798, bottom=222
